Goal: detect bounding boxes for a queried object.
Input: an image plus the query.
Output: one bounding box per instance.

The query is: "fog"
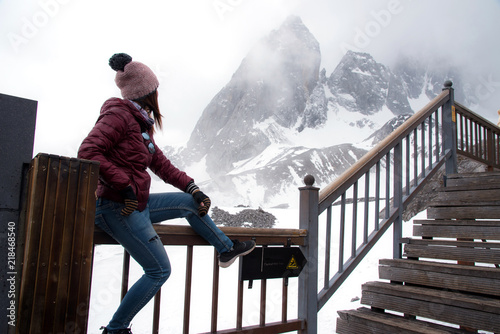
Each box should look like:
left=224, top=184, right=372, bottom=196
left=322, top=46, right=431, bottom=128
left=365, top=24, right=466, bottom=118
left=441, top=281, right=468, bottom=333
left=1, top=0, right=499, bottom=157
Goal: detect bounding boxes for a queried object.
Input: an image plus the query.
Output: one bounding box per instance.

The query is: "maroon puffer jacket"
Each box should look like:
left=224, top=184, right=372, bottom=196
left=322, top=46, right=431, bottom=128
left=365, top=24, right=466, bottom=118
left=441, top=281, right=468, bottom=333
left=78, top=98, right=193, bottom=211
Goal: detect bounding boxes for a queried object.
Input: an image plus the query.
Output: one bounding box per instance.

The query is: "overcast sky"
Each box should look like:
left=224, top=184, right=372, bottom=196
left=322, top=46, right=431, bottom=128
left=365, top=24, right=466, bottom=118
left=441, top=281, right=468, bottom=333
left=1, top=0, right=500, bottom=157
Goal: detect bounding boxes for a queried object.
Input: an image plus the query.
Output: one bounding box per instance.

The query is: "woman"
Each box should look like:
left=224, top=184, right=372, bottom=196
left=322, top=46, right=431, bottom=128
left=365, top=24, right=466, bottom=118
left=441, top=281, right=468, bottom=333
left=78, top=53, right=255, bottom=334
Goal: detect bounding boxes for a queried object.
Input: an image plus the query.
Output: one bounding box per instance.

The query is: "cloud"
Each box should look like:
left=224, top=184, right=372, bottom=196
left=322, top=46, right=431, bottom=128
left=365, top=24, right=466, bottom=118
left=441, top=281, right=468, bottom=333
left=1, top=0, right=499, bottom=156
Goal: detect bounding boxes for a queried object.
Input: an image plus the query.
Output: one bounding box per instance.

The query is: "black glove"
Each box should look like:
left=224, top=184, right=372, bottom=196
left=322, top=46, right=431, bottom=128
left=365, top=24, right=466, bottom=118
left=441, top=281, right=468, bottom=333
left=120, top=185, right=138, bottom=216
left=193, top=190, right=211, bottom=217
left=186, top=181, right=211, bottom=217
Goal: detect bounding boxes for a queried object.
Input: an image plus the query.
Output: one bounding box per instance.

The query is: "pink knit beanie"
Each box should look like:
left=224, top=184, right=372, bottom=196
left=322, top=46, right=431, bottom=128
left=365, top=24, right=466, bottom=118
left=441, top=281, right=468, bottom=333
left=109, top=53, right=159, bottom=100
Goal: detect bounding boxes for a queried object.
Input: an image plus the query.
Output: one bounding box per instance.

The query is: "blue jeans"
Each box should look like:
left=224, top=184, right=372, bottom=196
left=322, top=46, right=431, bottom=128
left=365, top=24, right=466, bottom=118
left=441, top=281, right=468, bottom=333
left=95, top=192, right=233, bottom=331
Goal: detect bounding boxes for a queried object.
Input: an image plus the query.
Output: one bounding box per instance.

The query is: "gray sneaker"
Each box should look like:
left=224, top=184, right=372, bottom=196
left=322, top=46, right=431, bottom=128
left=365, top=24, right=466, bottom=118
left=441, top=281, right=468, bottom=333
left=219, top=240, right=256, bottom=268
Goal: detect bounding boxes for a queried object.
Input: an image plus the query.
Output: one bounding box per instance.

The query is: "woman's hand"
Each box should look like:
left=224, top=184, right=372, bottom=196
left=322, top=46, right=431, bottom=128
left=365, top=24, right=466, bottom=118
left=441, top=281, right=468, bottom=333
left=120, top=185, right=138, bottom=216
left=192, top=190, right=211, bottom=217
left=186, top=181, right=211, bottom=216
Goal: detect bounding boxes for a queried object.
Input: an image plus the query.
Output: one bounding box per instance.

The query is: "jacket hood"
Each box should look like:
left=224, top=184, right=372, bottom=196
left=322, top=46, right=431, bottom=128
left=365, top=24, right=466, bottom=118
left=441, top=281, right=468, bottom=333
left=101, top=98, right=150, bottom=129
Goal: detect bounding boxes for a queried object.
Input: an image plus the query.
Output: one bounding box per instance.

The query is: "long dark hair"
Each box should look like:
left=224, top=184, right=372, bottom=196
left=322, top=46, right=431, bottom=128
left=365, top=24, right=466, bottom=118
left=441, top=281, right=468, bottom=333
left=133, top=90, right=163, bottom=130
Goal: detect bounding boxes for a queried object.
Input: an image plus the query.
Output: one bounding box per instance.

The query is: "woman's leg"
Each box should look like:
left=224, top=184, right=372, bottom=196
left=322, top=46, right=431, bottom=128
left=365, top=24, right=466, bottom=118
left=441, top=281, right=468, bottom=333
left=95, top=199, right=171, bottom=331
left=148, top=192, right=234, bottom=253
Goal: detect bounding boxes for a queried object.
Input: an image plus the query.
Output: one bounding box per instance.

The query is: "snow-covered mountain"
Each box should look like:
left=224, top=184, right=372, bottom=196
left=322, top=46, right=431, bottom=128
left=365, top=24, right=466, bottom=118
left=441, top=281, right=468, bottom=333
left=201, top=143, right=368, bottom=207
left=164, top=16, right=475, bottom=207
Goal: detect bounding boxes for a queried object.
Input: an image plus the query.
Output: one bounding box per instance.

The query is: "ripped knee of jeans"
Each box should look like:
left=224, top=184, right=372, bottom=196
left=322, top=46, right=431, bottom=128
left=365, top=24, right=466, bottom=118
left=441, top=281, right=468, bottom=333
left=148, top=235, right=160, bottom=243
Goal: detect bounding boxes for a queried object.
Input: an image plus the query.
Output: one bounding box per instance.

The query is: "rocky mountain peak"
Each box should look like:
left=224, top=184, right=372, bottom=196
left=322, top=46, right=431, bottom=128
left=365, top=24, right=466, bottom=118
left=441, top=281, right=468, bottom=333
left=327, top=50, right=413, bottom=116
left=184, top=15, right=321, bottom=176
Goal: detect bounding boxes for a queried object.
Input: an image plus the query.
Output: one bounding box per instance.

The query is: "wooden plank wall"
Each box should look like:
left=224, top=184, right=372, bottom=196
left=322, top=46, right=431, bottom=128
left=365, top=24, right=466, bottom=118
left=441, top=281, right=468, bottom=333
left=17, top=154, right=99, bottom=334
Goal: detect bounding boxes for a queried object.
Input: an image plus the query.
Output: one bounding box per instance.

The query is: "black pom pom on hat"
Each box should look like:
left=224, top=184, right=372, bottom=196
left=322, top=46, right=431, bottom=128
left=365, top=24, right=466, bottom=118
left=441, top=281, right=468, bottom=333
left=109, top=53, right=133, bottom=72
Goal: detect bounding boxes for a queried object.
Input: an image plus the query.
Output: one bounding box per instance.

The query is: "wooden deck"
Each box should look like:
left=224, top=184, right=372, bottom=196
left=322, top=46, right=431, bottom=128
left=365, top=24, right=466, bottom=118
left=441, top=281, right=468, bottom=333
left=336, top=172, right=500, bottom=333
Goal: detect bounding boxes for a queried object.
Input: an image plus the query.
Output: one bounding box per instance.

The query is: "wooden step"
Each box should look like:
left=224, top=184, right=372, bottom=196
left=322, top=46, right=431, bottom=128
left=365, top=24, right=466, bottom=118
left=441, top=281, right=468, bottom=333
left=427, top=173, right=500, bottom=219
left=427, top=206, right=500, bottom=219
left=403, top=239, right=500, bottom=265
left=336, top=307, right=470, bottom=334
left=431, top=188, right=500, bottom=206
left=379, top=258, right=500, bottom=296
left=413, top=220, right=500, bottom=240
left=361, top=281, right=500, bottom=333
left=441, top=183, right=500, bottom=192
left=445, top=172, right=500, bottom=188
left=414, top=219, right=500, bottom=227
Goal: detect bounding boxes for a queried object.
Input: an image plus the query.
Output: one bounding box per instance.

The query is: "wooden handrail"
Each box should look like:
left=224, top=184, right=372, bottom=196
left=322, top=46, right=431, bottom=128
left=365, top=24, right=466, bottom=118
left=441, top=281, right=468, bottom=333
left=319, top=89, right=450, bottom=212
left=94, top=225, right=307, bottom=246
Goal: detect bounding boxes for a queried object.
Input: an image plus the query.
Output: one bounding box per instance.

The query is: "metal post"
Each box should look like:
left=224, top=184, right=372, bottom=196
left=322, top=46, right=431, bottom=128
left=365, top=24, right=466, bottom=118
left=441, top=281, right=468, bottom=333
left=442, top=80, right=457, bottom=175
left=298, top=175, right=319, bottom=334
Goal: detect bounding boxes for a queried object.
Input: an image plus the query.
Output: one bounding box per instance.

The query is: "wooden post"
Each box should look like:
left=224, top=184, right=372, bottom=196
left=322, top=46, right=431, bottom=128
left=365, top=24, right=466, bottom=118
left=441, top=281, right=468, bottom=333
left=442, top=80, right=457, bottom=175
left=17, top=154, right=99, bottom=334
left=298, top=175, right=319, bottom=334
left=393, top=141, right=403, bottom=259
left=486, top=128, right=494, bottom=171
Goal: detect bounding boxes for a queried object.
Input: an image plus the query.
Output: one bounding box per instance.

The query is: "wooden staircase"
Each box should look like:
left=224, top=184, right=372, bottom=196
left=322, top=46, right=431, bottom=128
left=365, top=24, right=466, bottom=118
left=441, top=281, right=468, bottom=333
left=336, top=172, right=500, bottom=333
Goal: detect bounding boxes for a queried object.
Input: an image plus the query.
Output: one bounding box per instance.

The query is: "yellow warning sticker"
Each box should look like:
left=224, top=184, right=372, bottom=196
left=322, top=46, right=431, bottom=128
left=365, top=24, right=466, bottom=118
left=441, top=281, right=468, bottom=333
left=287, top=255, right=299, bottom=270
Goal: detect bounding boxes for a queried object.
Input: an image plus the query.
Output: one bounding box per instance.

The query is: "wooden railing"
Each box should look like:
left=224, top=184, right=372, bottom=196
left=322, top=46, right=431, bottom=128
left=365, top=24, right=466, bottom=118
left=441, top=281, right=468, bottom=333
left=15, top=153, right=308, bottom=334
left=455, top=102, right=500, bottom=170
left=297, top=81, right=457, bottom=333
left=93, top=225, right=308, bottom=333
left=296, top=81, right=500, bottom=333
